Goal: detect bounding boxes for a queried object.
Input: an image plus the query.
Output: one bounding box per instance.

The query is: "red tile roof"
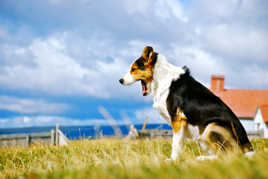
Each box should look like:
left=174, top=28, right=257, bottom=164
left=212, top=89, right=268, bottom=119
left=210, top=75, right=268, bottom=119
left=260, top=105, right=268, bottom=122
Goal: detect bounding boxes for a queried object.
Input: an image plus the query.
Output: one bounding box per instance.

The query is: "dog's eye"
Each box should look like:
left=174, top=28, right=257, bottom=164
left=131, top=68, right=135, bottom=72
left=139, top=65, right=145, bottom=70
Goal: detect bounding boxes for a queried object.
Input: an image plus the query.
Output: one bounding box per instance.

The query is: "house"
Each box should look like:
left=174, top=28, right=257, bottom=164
left=210, top=75, right=268, bottom=138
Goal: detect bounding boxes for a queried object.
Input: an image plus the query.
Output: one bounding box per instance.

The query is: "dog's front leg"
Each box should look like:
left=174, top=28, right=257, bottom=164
left=170, top=119, right=187, bottom=160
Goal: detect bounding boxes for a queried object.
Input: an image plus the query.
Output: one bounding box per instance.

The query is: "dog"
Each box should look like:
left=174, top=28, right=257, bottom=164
left=119, top=46, right=254, bottom=160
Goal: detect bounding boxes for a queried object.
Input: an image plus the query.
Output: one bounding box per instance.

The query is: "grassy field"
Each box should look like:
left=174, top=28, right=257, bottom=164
left=1, top=138, right=268, bottom=178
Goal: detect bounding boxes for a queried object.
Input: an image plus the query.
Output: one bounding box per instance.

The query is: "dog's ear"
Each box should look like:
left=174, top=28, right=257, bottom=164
left=142, top=46, right=154, bottom=62
left=147, top=51, right=157, bottom=66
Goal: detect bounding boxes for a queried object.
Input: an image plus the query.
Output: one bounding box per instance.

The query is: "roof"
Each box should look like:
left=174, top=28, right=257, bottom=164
left=211, top=89, right=268, bottom=119
left=259, top=105, right=268, bottom=122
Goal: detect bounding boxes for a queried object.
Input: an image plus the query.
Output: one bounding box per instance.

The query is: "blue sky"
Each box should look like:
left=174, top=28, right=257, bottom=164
left=0, top=0, right=268, bottom=128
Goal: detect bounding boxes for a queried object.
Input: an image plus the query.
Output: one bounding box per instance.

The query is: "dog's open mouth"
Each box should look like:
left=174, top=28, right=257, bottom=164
left=141, top=80, right=148, bottom=96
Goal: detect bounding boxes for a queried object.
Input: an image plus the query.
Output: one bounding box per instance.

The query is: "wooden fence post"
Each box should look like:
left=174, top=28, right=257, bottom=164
left=260, top=129, right=264, bottom=138
left=51, top=130, right=55, bottom=145
left=25, top=135, right=30, bottom=147
left=25, top=135, right=29, bottom=147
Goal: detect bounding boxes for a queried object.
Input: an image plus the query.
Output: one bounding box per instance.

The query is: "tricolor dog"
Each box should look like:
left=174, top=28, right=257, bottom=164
left=119, top=46, right=254, bottom=160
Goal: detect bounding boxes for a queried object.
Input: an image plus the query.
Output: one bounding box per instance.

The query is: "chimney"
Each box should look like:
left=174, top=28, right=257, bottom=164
left=211, top=75, right=225, bottom=92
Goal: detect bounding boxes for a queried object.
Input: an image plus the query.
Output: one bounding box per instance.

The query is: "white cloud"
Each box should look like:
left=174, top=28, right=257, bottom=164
left=0, top=106, right=169, bottom=128
left=0, top=116, right=112, bottom=128
left=189, top=0, right=268, bottom=22
left=199, top=24, right=268, bottom=62
left=230, top=64, right=268, bottom=89
left=124, top=0, right=151, bottom=15
left=124, top=0, right=188, bottom=22
left=0, top=33, right=155, bottom=101
left=193, top=0, right=239, bottom=19
left=1, top=0, right=268, bottom=101
left=165, top=0, right=188, bottom=22
left=0, top=35, right=110, bottom=98
left=0, top=96, right=69, bottom=114
left=166, top=45, right=226, bottom=84
left=0, top=37, right=100, bottom=97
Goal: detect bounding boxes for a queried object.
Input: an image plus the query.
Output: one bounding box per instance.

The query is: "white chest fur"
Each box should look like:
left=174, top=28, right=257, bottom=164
left=150, top=55, right=185, bottom=125
left=152, top=88, right=171, bottom=124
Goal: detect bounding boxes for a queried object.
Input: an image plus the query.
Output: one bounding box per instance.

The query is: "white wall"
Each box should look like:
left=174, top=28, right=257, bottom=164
left=240, top=119, right=255, bottom=132
left=254, top=109, right=268, bottom=138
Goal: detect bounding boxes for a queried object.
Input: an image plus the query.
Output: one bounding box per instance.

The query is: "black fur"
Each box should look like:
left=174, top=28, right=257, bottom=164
left=135, top=57, right=146, bottom=70
left=150, top=52, right=158, bottom=66
left=166, top=68, right=253, bottom=151
left=209, top=131, right=231, bottom=151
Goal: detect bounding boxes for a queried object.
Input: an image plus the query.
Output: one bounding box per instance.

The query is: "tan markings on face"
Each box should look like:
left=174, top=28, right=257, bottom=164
left=130, top=62, right=153, bottom=82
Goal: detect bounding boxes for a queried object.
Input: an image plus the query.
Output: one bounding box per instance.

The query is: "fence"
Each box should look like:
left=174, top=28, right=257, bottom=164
left=59, top=126, right=104, bottom=140
left=247, top=129, right=264, bottom=138
left=0, top=125, right=68, bottom=147
left=0, top=124, right=264, bottom=147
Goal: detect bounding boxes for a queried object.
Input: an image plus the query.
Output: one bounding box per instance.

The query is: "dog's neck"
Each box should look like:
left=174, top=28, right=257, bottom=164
left=151, top=54, right=185, bottom=115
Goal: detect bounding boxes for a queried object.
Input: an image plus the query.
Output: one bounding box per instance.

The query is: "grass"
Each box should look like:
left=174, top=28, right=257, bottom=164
left=1, top=138, right=268, bottom=178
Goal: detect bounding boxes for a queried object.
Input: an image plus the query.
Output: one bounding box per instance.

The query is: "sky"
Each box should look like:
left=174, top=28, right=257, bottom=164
left=0, top=0, right=268, bottom=128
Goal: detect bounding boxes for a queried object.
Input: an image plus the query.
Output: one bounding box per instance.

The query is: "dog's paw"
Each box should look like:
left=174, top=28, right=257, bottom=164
left=196, top=155, right=217, bottom=161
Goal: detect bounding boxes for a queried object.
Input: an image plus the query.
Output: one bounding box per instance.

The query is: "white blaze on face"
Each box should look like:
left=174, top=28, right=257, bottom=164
left=122, top=71, right=135, bottom=85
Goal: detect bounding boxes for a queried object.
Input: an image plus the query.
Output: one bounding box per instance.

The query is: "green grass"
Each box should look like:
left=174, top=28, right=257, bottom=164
left=1, top=139, right=268, bottom=178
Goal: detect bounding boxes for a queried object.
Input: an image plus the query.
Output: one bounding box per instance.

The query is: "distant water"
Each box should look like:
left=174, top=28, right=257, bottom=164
left=0, top=124, right=172, bottom=140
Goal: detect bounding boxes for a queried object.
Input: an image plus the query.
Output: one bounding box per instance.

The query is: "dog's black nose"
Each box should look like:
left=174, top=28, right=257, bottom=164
left=119, top=78, right=124, bottom=84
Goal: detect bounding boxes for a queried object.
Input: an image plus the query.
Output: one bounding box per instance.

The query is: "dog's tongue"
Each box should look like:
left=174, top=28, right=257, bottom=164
left=141, top=81, right=148, bottom=96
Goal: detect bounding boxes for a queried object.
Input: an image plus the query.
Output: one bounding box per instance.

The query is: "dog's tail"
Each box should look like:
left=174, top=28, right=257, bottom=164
left=230, top=119, right=254, bottom=152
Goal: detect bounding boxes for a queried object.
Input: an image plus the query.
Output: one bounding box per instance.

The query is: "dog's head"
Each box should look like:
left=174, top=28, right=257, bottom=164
left=119, top=46, right=158, bottom=96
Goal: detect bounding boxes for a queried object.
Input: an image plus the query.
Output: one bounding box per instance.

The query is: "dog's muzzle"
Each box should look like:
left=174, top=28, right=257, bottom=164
left=119, top=72, right=135, bottom=85
left=119, top=78, right=124, bottom=84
